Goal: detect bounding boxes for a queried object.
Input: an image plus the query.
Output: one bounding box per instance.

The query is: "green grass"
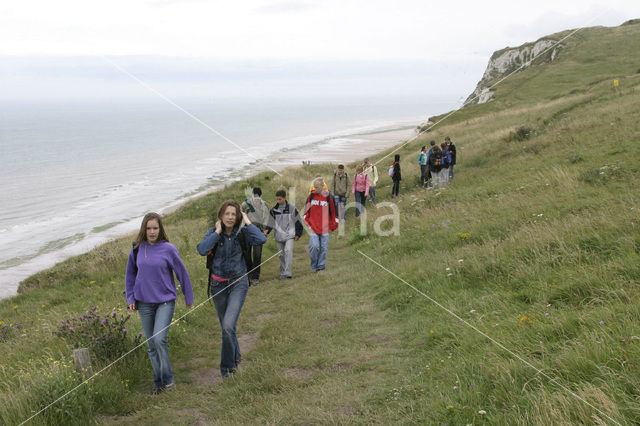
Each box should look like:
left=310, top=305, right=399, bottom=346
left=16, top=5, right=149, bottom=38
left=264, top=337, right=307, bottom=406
left=2, top=21, right=640, bottom=425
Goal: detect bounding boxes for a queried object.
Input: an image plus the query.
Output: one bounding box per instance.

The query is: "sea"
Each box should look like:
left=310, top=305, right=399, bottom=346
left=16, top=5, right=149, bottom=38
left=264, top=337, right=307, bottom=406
left=0, top=96, right=447, bottom=299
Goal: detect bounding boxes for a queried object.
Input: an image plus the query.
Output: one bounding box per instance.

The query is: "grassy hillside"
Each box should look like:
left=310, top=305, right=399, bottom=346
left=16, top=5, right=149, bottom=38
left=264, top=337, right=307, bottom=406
left=1, top=22, right=639, bottom=425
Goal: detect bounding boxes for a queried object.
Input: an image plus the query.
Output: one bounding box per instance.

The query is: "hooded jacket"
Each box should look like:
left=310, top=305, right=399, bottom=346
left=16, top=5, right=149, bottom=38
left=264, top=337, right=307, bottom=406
left=265, top=202, right=304, bottom=242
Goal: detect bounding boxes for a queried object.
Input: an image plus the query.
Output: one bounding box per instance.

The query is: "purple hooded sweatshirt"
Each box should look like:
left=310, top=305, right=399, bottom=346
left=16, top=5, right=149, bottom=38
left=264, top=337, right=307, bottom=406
left=125, top=240, right=194, bottom=306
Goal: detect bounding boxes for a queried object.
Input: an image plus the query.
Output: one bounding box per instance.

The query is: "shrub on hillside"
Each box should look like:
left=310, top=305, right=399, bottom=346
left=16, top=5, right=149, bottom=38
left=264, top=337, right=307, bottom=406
left=506, top=125, right=534, bottom=142
left=52, top=307, right=141, bottom=363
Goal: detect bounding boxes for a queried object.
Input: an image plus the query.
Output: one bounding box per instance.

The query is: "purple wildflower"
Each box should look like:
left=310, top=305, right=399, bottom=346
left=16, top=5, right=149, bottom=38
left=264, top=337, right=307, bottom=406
left=102, top=319, right=107, bottom=325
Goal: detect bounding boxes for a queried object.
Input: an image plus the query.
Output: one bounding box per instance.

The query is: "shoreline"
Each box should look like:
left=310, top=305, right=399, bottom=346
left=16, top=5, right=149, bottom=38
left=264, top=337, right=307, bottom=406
left=0, top=124, right=418, bottom=301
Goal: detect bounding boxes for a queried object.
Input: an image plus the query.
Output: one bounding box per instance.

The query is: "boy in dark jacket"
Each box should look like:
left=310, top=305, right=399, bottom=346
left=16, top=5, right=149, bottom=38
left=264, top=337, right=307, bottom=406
left=445, top=136, right=457, bottom=181
left=391, top=154, right=402, bottom=197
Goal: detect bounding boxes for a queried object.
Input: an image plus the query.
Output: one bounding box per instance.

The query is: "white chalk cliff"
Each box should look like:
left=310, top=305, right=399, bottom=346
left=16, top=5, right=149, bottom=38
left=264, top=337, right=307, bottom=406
left=465, top=38, right=563, bottom=106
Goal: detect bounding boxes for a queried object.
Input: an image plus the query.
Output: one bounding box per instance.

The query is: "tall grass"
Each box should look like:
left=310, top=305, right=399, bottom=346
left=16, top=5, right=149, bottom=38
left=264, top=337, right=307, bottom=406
left=1, top=21, right=639, bottom=424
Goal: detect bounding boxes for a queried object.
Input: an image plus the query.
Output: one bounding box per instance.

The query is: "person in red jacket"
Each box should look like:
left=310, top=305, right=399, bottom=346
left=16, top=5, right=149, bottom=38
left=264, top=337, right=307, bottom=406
left=303, top=177, right=339, bottom=272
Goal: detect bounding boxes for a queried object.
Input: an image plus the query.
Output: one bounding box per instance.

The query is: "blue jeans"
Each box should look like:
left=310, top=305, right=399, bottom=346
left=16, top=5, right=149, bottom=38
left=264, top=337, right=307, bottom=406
left=334, top=195, right=347, bottom=220
left=354, top=191, right=366, bottom=217
left=309, top=232, right=330, bottom=271
left=138, top=300, right=176, bottom=388
left=369, top=186, right=376, bottom=205
left=212, top=278, right=249, bottom=376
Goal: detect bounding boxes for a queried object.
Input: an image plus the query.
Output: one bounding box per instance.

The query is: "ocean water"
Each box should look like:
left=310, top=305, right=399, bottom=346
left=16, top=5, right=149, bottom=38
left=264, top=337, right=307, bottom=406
left=0, top=96, right=437, bottom=298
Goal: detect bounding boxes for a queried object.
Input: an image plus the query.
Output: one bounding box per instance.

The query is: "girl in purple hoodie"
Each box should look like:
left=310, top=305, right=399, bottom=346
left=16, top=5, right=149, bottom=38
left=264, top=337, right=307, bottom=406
left=125, top=212, right=193, bottom=394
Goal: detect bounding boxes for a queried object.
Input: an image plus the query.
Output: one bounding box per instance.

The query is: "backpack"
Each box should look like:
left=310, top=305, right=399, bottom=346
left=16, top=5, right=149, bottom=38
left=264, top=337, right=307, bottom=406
left=205, top=228, right=253, bottom=301
left=244, top=199, right=256, bottom=213
left=388, top=165, right=394, bottom=177
left=430, top=151, right=442, bottom=168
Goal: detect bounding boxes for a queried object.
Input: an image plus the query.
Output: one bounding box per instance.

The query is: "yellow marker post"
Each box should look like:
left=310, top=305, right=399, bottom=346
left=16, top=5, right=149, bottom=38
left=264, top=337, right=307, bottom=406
left=613, top=79, right=619, bottom=87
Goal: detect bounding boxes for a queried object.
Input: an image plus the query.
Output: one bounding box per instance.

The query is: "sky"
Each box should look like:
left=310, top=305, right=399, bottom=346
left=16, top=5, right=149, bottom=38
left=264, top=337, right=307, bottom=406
left=1, top=0, right=639, bottom=102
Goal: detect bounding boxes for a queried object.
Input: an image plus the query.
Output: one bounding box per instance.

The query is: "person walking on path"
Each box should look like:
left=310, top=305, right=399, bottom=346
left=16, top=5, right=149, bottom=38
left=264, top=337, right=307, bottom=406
left=197, top=201, right=266, bottom=378
left=264, top=189, right=304, bottom=279
left=363, top=158, right=379, bottom=205
left=390, top=154, right=402, bottom=197
left=125, top=212, right=194, bottom=394
left=331, top=165, right=350, bottom=222
left=445, top=136, right=457, bottom=181
left=352, top=165, right=370, bottom=218
left=418, top=146, right=428, bottom=187
left=241, top=187, right=270, bottom=285
left=303, top=177, right=339, bottom=272
left=428, top=145, right=445, bottom=189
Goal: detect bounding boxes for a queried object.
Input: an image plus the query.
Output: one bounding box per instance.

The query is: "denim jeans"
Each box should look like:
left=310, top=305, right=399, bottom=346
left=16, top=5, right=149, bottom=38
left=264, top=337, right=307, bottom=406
left=449, top=165, right=454, bottom=180
left=212, top=278, right=249, bottom=376
left=354, top=191, right=366, bottom=217
left=309, top=231, right=330, bottom=271
left=369, top=186, right=376, bottom=205
left=138, top=300, right=176, bottom=388
left=392, top=180, right=400, bottom=197
left=334, top=195, right=347, bottom=220
left=420, top=165, right=428, bottom=185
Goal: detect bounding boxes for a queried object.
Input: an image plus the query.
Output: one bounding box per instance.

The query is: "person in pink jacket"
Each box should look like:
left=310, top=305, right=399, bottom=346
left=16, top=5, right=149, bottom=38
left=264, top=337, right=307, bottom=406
left=352, top=165, right=370, bottom=218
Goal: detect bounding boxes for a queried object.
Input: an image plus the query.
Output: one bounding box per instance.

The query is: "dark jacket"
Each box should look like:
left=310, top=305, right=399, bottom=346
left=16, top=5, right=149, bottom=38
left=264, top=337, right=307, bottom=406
left=197, top=224, right=266, bottom=279
left=392, top=161, right=402, bottom=181
left=447, top=142, right=457, bottom=165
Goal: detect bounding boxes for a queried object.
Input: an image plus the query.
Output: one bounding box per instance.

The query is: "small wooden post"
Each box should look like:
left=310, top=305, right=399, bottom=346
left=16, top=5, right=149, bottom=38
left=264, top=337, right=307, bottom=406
left=73, top=348, right=93, bottom=378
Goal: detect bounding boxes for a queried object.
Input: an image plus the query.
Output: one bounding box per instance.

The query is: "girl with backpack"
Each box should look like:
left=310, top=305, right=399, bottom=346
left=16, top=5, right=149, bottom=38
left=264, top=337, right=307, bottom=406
left=303, top=177, right=339, bottom=272
left=391, top=154, right=402, bottom=197
left=429, top=145, right=444, bottom=188
left=125, top=212, right=194, bottom=394
left=352, top=164, right=370, bottom=218
left=197, top=201, right=266, bottom=378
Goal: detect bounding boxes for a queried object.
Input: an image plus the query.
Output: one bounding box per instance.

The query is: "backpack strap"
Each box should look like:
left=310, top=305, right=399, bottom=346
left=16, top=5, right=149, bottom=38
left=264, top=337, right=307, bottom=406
left=132, top=242, right=139, bottom=270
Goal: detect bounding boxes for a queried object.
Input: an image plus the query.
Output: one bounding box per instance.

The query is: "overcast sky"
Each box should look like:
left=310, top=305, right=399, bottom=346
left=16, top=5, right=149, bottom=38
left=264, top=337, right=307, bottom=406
left=1, top=0, right=639, bottom=102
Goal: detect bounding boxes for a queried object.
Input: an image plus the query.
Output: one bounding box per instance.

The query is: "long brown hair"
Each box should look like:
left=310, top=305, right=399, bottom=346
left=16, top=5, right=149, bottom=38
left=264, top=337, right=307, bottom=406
left=218, top=200, right=243, bottom=232
left=134, top=212, right=169, bottom=249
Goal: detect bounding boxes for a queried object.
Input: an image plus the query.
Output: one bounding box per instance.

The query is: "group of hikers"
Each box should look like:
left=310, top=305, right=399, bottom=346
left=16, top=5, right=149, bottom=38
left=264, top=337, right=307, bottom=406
left=417, top=136, right=457, bottom=189
left=124, top=176, right=341, bottom=389
left=123, top=139, right=458, bottom=392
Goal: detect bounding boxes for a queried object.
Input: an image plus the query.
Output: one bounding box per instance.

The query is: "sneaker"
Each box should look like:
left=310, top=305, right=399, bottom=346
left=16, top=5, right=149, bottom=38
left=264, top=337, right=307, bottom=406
left=286, top=276, right=292, bottom=279
left=279, top=274, right=286, bottom=279
left=151, top=387, right=163, bottom=395
left=163, top=382, right=176, bottom=392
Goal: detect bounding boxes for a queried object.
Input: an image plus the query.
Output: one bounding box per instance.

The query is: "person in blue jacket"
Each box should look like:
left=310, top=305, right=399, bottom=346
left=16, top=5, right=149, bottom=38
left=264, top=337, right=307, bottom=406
left=197, top=200, right=266, bottom=378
